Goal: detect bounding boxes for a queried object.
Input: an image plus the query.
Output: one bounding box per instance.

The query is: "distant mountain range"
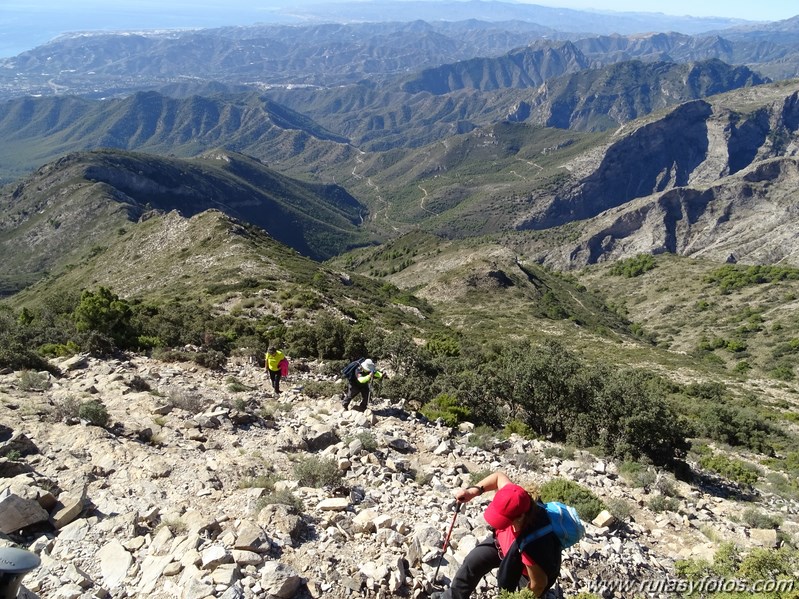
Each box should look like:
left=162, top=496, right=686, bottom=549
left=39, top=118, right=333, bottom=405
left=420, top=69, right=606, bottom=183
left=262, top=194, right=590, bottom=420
left=0, top=56, right=769, bottom=183
left=0, top=0, right=760, bottom=59
left=0, top=5, right=798, bottom=303
left=1, top=12, right=798, bottom=101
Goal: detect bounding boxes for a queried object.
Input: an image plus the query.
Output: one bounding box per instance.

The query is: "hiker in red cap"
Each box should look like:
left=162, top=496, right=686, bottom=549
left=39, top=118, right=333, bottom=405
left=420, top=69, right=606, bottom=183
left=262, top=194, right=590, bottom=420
left=433, top=471, right=562, bottom=598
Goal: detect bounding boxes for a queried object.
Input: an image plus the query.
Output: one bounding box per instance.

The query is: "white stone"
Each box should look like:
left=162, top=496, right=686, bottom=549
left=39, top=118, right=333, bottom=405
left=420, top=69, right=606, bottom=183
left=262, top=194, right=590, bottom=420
left=97, top=539, right=133, bottom=589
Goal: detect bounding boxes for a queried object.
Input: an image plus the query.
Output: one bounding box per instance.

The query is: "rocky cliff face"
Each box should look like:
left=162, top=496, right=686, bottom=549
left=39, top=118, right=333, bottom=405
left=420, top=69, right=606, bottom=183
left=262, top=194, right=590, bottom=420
left=1, top=355, right=795, bottom=598
left=514, top=82, right=799, bottom=267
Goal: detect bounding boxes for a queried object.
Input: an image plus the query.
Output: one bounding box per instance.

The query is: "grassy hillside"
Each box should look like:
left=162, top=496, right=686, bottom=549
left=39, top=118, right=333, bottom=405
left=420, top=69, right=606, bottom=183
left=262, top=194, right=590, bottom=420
left=575, top=253, right=799, bottom=384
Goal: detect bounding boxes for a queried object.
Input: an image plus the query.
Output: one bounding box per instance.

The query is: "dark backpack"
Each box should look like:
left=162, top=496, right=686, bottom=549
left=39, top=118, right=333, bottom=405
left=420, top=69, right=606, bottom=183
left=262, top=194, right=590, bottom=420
left=341, top=358, right=364, bottom=380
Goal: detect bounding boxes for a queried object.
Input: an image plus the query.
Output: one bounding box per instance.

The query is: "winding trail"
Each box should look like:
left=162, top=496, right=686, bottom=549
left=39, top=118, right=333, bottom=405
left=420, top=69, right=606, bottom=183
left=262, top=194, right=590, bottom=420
left=352, top=151, right=400, bottom=231
left=418, top=185, right=437, bottom=215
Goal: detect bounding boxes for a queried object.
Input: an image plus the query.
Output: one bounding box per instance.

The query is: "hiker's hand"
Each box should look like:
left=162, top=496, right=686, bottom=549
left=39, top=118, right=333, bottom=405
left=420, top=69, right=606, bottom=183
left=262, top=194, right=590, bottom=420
left=455, top=485, right=483, bottom=502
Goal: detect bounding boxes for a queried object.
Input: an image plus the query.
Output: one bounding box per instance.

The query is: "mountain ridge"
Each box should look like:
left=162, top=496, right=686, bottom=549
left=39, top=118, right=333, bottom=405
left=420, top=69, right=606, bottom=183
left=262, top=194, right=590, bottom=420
left=0, top=148, right=372, bottom=294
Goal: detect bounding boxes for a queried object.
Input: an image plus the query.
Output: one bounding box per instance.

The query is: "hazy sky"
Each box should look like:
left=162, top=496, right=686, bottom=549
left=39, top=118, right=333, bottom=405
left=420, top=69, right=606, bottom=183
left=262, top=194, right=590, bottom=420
left=3, top=0, right=797, bottom=22
left=540, top=1, right=796, bottom=21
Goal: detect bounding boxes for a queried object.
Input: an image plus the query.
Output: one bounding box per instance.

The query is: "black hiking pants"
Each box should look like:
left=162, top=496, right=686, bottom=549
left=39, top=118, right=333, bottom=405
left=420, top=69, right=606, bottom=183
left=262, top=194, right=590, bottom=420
left=341, top=380, right=369, bottom=411
left=441, top=536, right=559, bottom=599
left=268, top=368, right=281, bottom=394
left=440, top=535, right=503, bottom=599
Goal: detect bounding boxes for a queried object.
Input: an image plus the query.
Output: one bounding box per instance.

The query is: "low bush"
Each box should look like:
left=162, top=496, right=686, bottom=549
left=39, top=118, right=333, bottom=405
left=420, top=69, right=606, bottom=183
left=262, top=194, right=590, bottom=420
left=503, top=419, right=535, bottom=439
left=17, top=370, right=52, bottom=392
left=421, top=393, right=471, bottom=427
left=165, top=388, right=206, bottom=414
left=619, top=461, right=657, bottom=489
left=293, top=456, right=342, bottom=488
left=741, top=507, right=782, bottom=530
left=226, top=376, right=251, bottom=392
left=699, top=452, right=760, bottom=486
left=239, top=474, right=277, bottom=491
left=540, top=478, right=604, bottom=522
left=346, top=431, right=378, bottom=452
left=302, top=380, right=342, bottom=399
left=127, top=375, right=151, bottom=392
left=609, top=254, right=656, bottom=278
left=256, top=489, right=304, bottom=513
left=78, top=399, right=109, bottom=427
left=49, top=396, right=81, bottom=422
left=647, top=494, right=679, bottom=513
left=605, top=498, right=632, bottom=522
left=468, top=425, right=497, bottom=450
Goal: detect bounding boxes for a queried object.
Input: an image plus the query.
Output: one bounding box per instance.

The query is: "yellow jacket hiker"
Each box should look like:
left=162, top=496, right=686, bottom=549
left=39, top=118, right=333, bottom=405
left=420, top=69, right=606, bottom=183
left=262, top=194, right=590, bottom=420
left=265, top=347, right=285, bottom=395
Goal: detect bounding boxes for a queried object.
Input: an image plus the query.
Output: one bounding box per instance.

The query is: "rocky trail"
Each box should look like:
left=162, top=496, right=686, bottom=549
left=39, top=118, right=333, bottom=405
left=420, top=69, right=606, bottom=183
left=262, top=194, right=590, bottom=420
left=1, top=354, right=796, bottom=598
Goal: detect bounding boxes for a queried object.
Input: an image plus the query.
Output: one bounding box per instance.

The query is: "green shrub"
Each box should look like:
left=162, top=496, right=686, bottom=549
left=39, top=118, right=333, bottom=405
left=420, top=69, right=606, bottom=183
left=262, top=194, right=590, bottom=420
left=17, top=370, right=52, bottom=391
left=78, top=400, right=109, bottom=427
left=467, top=425, right=497, bottom=450
left=713, top=542, right=741, bottom=576
left=38, top=342, right=76, bottom=357
left=153, top=348, right=228, bottom=370
left=503, top=419, right=535, bottom=439
left=256, top=489, right=304, bottom=513
left=73, top=287, right=136, bottom=350
left=49, top=396, right=81, bottom=422
left=540, top=478, right=605, bottom=521
left=543, top=445, right=576, bottom=460
left=608, top=254, right=656, bottom=278
left=619, top=461, right=656, bottom=489
left=605, top=498, right=632, bottom=521
left=425, top=334, right=461, bottom=358
left=674, top=557, right=713, bottom=580
left=348, top=431, right=378, bottom=452
left=226, top=376, right=251, bottom=392
left=697, top=403, right=778, bottom=454
left=239, top=474, right=277, bottom=490
left=192, top=350, right=228, bottom=370
left=647, top=494, right=679, bottom=513
left=737, top=547, right=798, bottom=582
left=705, top=264, right=799, bottom=293
left=498, top=590, right=537, bottom=599
left=699, top=452, right=760, bottom=486
left=302, top=380, right=342, bottom=399
left=741, top=507, right=782, bottom=530
left=293, top=456, right=342, bottom=488
left=421, top=393, right=471, bottom=427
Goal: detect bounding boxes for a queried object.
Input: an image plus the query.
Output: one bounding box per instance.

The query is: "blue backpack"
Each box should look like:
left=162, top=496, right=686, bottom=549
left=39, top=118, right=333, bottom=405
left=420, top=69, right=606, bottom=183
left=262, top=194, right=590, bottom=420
left=519, top=502, right=585, bottom=550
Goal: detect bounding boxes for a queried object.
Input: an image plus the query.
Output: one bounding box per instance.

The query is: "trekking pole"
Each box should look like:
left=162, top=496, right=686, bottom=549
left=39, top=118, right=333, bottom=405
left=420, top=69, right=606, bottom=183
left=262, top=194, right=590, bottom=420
left=433, top=500, right=462, bottom=586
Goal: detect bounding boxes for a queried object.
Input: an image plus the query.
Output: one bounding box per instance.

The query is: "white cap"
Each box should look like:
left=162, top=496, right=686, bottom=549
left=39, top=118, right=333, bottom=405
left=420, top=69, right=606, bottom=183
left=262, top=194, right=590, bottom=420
left=361, top=359, right=376, bottom=372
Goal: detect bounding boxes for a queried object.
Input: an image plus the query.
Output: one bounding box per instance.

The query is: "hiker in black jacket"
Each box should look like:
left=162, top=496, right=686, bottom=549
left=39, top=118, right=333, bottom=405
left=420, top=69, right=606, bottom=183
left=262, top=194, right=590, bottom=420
left=433, top=471, right=561, bottom=599
left=340, top=358, right=383, bottom=412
